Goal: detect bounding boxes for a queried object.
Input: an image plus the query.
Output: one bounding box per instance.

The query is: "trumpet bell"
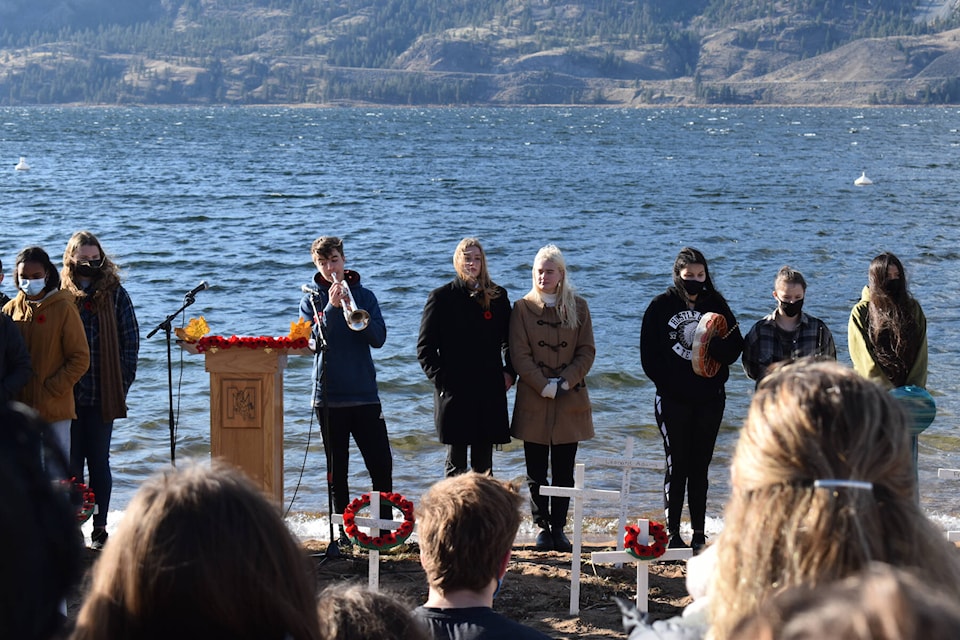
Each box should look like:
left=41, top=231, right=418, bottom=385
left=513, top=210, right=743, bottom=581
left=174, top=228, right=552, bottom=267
left=346, top=309, right=371, bottom=331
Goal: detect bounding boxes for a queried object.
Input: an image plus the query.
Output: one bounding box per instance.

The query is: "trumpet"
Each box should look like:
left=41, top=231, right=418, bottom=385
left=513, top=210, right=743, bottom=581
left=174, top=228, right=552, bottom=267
left=332, top=272, right=370, bottom=331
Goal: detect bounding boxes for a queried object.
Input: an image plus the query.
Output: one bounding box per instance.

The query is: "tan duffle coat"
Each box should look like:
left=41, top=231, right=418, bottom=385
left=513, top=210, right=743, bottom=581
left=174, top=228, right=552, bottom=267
left=509, top=293, right=595, bottom=445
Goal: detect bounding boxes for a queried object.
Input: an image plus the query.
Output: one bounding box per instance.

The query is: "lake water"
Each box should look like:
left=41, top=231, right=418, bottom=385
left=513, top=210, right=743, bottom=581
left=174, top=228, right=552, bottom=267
left=2, top=106, right=959, bottom=542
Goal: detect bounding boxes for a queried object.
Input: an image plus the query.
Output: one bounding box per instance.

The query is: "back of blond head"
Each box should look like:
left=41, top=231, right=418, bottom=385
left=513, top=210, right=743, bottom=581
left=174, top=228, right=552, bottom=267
left=417, top=472, right=522, bottom=594
left=710, top=359, right=960, bottom=640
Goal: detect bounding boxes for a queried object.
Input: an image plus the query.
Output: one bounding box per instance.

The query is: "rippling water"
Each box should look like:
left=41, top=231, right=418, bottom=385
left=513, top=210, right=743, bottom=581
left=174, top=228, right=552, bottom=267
left=2, top=106, right=959, bottom=539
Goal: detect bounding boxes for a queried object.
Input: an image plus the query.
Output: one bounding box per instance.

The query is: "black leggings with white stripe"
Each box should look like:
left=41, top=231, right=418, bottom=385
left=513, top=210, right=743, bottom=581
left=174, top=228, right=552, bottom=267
left=655, top=392, right=725, bottom=535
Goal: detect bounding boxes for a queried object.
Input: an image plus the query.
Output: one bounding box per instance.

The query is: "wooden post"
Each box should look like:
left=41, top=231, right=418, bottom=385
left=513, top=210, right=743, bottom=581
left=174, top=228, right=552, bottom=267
left=541, top=463, right=621, bottom=615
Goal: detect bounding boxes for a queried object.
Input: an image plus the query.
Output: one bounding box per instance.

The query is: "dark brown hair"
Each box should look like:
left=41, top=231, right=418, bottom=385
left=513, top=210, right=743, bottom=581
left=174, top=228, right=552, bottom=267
left=72, top=461, right=322, bottom=640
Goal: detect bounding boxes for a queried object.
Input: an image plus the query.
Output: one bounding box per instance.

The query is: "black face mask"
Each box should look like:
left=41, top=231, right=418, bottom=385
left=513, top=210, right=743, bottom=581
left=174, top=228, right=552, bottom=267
left=75, top=258, right=103, bottom=278
left=681, top=279, right=705, bottom=296
left=779, top=298, right=804, bottom=318
left=883, top=278, right=903, bottom=297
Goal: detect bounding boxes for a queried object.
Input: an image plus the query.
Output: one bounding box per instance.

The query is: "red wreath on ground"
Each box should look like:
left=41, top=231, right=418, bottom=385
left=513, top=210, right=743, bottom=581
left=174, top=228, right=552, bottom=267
left=63, top=478, right=96, bottom=523
left=342, top=492, right=415, bottom=551
left=624, top=521, right=669, bottom=561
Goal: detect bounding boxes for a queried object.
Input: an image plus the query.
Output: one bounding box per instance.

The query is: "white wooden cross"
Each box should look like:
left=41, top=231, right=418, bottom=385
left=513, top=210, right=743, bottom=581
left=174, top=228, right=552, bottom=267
left=331, top=489, right=411, bottom=592
left=540, top=463, right=621, bottom=615
left=589, top=436, right=663, bottom=557
left=591, top=519, right=693, bottom=613
left=937, top=469, right=960, bottom=542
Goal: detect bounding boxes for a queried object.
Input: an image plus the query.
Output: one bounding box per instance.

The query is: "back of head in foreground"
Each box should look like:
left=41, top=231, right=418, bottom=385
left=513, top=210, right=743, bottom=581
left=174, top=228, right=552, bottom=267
left=731, top=562, right=960, bottom=640
left=0, top=402, right=83, bottom=640
left=709, top=359, right=960, bottom=640
left=317, top=583, right=430, bottom=640
left=71, top=461, right=322, bottom=640
left=418, top=471, right=522, bottom=596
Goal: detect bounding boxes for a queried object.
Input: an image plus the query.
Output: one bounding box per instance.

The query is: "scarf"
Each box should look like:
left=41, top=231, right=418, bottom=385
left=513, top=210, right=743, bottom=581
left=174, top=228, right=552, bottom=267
left=91, top=289, right=127, bottom=421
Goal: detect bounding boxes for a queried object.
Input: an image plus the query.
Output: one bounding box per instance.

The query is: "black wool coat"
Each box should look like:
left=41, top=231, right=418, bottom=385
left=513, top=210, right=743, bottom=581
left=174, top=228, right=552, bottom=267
left=417, top=278, right=515, bottom=445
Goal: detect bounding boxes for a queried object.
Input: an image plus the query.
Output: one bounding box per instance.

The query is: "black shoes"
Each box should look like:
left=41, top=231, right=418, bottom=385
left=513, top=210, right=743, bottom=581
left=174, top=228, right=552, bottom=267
left=90, top=527, right=108, bottom=550
left=667, top=533, right=689, bottom=549
left=535, top=529, right=554, bottom=551
left=692, top=532, right=707, bottom=555
left=551, top=528, right=572, bottom=553
left=535, top=526, right=572, bottom=552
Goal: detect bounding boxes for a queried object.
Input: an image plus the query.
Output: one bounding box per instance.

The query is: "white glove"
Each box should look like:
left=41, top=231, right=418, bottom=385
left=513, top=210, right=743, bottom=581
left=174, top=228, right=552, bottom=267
left=541, top=380, right=559, bottom=399
left=559, top=377, right=570, bottom=391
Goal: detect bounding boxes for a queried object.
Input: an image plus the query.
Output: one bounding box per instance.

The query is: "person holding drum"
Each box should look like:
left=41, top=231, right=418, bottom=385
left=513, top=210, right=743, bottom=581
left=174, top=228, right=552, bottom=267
left=848, top=252, right=927, bottom=390
left=640, top=247, right=742, bottom=553
left=742, top=265, right=836, bottom=385
left=509, top=244, right=595, bottom=552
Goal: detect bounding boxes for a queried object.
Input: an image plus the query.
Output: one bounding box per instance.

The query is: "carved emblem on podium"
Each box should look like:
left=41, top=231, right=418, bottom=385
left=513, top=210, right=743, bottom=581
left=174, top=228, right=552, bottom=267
left=223, top=380, right=261, bottom=428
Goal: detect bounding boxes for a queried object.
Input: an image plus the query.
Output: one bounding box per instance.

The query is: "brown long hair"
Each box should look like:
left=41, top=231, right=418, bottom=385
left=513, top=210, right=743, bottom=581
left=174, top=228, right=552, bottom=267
left=61, top=230, right=122, bottom=297
left=866, top=252, right=920, bottom=387
left=72, top=461, right=322, bottom=640
left=709, top=360, right=960, bottom=639
left=453, top=237, right=501, bottom=310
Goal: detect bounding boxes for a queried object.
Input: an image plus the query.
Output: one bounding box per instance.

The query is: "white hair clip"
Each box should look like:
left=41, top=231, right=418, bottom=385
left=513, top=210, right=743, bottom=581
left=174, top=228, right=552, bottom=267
left=814, top=479, right=873, bottom=491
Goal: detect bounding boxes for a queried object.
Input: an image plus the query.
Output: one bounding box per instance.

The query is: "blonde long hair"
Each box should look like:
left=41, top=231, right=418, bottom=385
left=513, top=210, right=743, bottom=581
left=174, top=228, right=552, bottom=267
left=528, top=244, right=579, bottom=330
left=453, top=237, right=501, bottom=310
left=710, top=359, right=960, bottom=639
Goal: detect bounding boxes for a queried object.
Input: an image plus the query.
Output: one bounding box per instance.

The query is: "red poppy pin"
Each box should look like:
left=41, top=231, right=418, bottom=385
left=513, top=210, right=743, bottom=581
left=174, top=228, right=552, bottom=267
left=84, top=300, right=94, bottom=311
left=37, top=315, right=46, bottom=324
left=483, top=310, right=493, bottom=320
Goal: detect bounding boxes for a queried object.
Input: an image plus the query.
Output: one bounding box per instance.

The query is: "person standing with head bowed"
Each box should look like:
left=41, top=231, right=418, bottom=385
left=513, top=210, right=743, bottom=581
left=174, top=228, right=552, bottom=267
left=848, top=252, right=927, bottom=390
left=509, top=244, right=595, bottom=552
left=3, top=246, right=89, bottom=479
left=61, top=231, right=139, bottom=551
left=417, top=237, right=516, bottom=478
left=742, top=265, right=836, bottom=385
left=640, top=247, right=742, bottom=554
left=299, top=235, right=393, bottom=552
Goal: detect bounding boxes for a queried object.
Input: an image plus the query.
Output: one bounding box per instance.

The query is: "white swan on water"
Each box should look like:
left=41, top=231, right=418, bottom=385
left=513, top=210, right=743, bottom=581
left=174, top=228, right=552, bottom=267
left=14, top=157, right=30, bottom=171
left=854, top=171, right=872, bottom=186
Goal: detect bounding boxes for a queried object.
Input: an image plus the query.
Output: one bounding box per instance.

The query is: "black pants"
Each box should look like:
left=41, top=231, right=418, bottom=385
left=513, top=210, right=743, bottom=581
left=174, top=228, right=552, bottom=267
left=524, top=441, right=579, bottom=530
left=445, top=443, right=493, bottom=477
left=70, top=406, right=114, bottom=528
left=316, top=403, right=393, bottom=515
left=655, top=392, right=724, bottom=534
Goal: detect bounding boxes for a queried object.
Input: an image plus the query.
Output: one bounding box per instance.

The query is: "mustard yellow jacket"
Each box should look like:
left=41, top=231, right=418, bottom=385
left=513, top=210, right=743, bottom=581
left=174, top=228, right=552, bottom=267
left=4, top=289, right=89, bottom=422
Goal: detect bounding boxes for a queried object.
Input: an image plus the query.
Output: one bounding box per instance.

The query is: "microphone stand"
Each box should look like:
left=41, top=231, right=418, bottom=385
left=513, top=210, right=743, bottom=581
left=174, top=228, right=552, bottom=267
left=306, top=293, right=339, bottom=558
left=145, top=291, right=201, bottom=466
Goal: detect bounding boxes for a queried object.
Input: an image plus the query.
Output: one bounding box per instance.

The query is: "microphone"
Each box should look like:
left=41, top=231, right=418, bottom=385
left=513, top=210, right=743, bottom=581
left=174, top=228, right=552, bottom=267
left=186, top=281, right=209, bottom=298
left=301, top=284, right=321, bottom=295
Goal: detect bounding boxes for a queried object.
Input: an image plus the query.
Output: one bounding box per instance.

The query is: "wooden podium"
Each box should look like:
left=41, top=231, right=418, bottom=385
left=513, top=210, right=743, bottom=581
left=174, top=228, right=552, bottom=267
left=186, top=342, right=310, bottom=503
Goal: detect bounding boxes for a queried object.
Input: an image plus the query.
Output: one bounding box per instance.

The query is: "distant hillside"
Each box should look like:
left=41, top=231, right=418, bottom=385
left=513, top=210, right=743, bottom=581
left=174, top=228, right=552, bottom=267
left=0, top=0, right=958, bottom=105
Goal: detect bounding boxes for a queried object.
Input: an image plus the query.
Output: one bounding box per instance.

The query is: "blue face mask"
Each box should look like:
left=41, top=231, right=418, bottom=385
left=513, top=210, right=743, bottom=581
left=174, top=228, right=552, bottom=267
left=19, top=277, right=46, bottom=297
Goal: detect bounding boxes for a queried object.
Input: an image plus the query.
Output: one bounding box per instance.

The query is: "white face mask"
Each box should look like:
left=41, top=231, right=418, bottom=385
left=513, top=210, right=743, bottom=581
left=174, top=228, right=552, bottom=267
left=19, top=278, right=46, bottom=297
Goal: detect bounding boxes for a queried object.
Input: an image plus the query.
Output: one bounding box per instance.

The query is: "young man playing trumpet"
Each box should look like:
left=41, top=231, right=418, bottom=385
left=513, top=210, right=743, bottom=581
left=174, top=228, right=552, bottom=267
left=299, top=235, right=393, bottom=554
